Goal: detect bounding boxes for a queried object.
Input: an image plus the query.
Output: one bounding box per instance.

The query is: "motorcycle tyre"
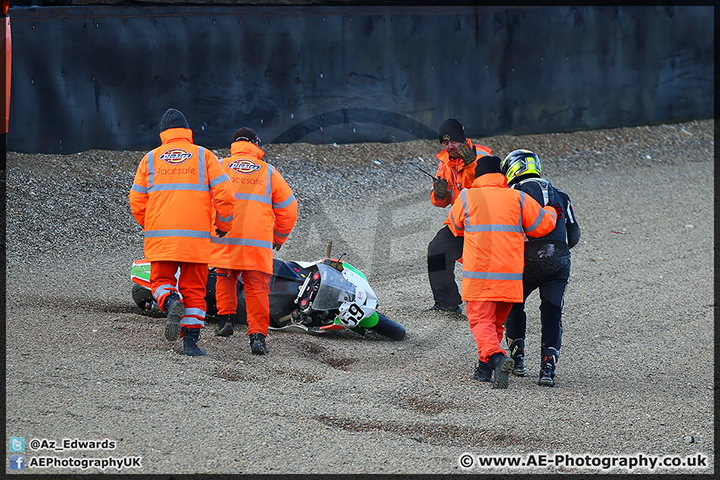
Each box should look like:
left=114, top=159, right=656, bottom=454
left=132, top=284, right=154, bottom=312
left=369, top=313, right=406, bottom=341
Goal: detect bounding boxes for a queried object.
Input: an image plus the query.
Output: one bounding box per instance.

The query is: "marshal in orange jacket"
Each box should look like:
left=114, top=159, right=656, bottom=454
left=129, top=128, right=235, bottom=263
left=210, top=140, right=297, bottom=274
left=431, top=140, right=493, bottom=208
left=447, top=172, right=557, bottom=302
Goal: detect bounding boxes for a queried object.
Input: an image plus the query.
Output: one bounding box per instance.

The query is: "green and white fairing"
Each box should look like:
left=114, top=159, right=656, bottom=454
left=310, top=262, right=380, bottom=329
left=130, top=259, right=152, bottom=288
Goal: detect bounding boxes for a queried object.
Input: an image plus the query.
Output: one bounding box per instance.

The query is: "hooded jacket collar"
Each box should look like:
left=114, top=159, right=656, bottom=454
left=230, top=141, right=265, bottom=159
left=471, top=172, right=508, bottom=189
left=159, top=128, right=193, bottom=144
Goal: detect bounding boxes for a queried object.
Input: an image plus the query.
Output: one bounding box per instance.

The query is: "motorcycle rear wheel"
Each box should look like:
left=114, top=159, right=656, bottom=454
left=132, top=283, right=154, bottom=312
left=369, top=313, right=406, bottom=341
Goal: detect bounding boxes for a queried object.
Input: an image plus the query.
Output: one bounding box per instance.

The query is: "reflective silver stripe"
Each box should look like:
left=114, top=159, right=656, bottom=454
left=265, top=165, right=274, bottom=197
left=182, top=317, right=205, bottom=327
left=197, top=147, right=206, bottom=184
left=210, top=237, right=273, bottom=249
left=153, top=284, right=176, bottom=300
left=216, top=212, right=234, bottom=222
left=465, top=223, right=523, bottom=233
left=147, top=151, right=155, bottom=186
left=449, top=208, right=463, bottom=232
left=464, top=271, right=523, bottom=280
left=209, top=173, right=230, bottom=187
left=148, top=183, right=210, bottom=192
left=184, top=307, right=206, bottom=318
left=460, top=189, right=470, bottom=229
left=517, top=191, right=525, bottom=229
left=131, top=183, right=147, bottom=194
left=273, top=193, right=296, bottom=209
left=147, top=147, right=210, bottom=190
left=461, top=188, right=524, bottom=234
left=231, top=163, right=273, bottom=205
left=526, top=207, right=554, bottom=234
left=234, top=192, right=271, bottom=205
left=274, top=230, right=290, bottom=238
left=145, top=229, right=211, bottom=239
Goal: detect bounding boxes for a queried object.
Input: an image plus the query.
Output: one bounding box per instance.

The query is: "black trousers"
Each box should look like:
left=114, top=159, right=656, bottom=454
left=504, top=259, right=570, bottom=351
left=427, top=225, right=464, bottom=307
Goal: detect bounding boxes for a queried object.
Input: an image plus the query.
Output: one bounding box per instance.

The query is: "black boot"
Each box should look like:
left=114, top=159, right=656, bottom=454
left=539, top=347, right=558, bottom=387
left=489, top=352, right=514, bottom=389
left=473, top=360, right=493, bottom=383
left=507, top=337, right=527, bottom=376
left=163, top=293, right=184, bottom=341
left=182, top=327, right=206, bottom=356
left=249, top=333, right=268, bottom=355
left=215, top=314, right=234, bottom=337
left=423, top=303, right=463, bottom=314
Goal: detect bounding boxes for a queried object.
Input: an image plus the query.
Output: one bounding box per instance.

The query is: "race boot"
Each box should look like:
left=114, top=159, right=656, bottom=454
left=423, top=303, right=463, bottom=314
left=538, top=347, right=558, bottom=387
left=473, top=360, right=493, bottom=383
left=182, top=327, right=206, bottom=356
left=163, top=293, right=184, bottom=341
left=215, top=314, right=234, bottom=337
left=489, top=352, right=515, bottom=389
left=249, top=333, right=268, bottom=355
left=507, top=337, right=527, bottom=377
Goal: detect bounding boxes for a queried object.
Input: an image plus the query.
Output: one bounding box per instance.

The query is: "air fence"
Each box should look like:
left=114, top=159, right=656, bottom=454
left=7, top=4, right=714, bottom=153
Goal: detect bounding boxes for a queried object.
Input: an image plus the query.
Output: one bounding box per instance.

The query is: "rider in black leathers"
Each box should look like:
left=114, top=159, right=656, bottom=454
left=500, top=149, right=581, bottom=387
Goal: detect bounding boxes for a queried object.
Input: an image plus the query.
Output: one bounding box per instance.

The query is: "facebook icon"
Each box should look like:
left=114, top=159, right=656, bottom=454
left=10, top=455, right=25, bottom=470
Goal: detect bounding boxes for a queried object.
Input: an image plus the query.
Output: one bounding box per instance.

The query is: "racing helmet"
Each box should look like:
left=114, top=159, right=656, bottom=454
left=501, top=149, right=542, bottom=183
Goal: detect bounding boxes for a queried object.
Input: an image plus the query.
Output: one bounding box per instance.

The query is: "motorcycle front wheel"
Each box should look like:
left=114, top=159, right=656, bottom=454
left=369, top=313, right=406, bottom=341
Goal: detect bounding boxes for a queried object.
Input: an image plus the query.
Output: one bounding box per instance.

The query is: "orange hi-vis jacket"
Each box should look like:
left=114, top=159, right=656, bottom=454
left=447, top=172, right=557, bottom=303
left=210, top=141, right=298, bottom=274
left=129, top=128, right=235, bottom=263
left=431, top=140, right=493, bottom=209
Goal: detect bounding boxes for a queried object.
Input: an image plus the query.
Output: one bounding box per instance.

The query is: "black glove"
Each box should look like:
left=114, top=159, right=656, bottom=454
left=216, top=228, right=228, bottom=237
left=551, top=203, right=564, bottom=220
left=433, top=177, right=449, bottom=199
left=456, top=142, right=476, bottom=166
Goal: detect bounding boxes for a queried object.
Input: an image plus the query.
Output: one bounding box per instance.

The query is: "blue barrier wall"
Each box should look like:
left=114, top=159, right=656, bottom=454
left=7, top=4, right=715, bottom=153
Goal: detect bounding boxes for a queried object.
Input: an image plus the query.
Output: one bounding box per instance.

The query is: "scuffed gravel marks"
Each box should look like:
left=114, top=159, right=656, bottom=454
left=4, top=119, right=714, bottom=475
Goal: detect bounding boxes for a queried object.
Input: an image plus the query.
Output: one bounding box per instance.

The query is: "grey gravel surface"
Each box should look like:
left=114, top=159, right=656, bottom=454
left=4, top=119, right=714, bottom=474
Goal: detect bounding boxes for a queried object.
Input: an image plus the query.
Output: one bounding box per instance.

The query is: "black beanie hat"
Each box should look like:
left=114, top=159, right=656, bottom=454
left=160, top=108, right=189, bottom=131
left=232, top=127, right=261, bottom=145
left=475, top=155, right=503, bottom=177
left=438, top=117, right=466, bottom=143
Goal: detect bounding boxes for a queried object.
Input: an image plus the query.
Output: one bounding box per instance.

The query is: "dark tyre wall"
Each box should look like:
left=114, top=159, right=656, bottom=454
left=7, top=5, right=714, bottom=153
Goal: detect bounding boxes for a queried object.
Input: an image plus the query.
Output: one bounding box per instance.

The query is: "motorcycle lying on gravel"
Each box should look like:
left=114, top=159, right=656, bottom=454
left=129, top=243, right=406, bottom=341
